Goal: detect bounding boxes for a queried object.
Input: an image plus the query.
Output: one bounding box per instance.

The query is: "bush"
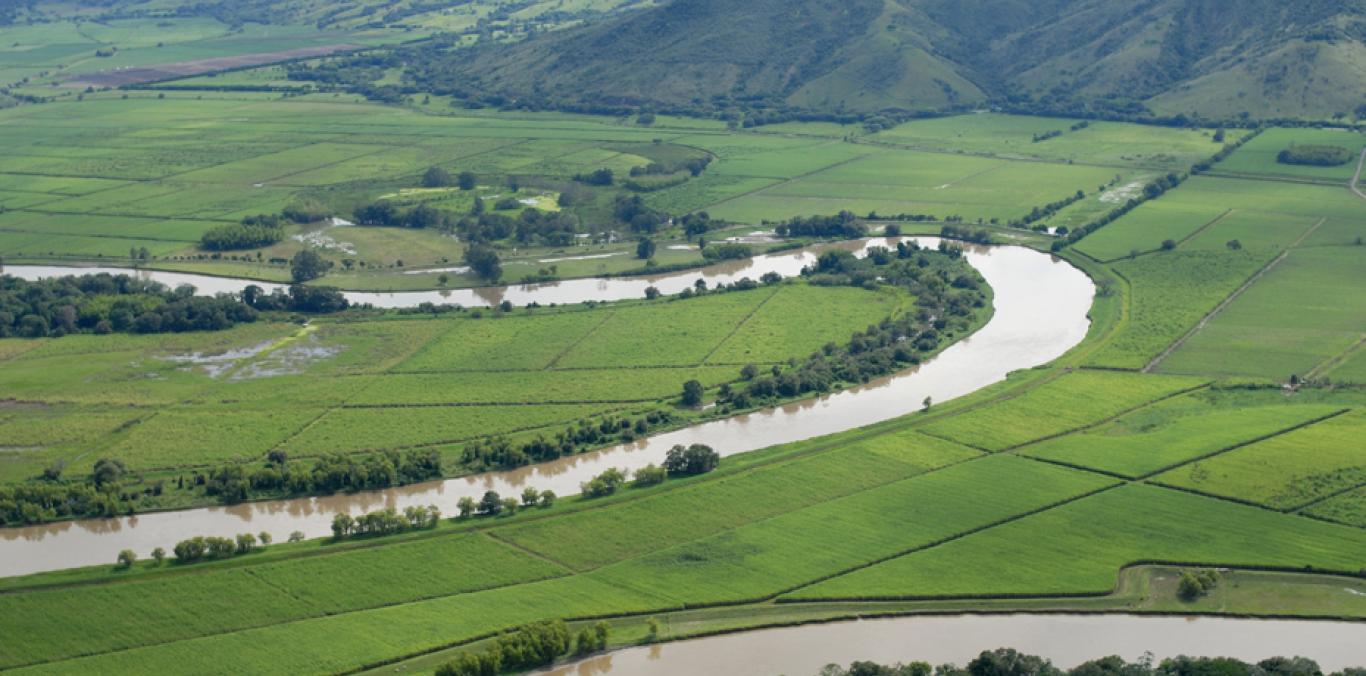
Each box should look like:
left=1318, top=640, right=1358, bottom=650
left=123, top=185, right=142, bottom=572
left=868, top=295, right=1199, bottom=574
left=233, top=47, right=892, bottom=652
left=1277, top=145, right=1354, bottom=167
left=634, top=464, right=667, bottom=487
left=581, top=468, right=626, bottom=498
left=200, top=219, right=284, bottom=251
left=663, top=444, right=720, bottom=476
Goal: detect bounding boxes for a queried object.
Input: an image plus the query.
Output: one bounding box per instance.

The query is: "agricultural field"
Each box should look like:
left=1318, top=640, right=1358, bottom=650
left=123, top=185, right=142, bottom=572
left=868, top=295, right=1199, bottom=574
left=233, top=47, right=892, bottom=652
left=787, top=484, right=1366, bottom=600
left=868, top=114, right=1232, bottom=169
left=0, top=93, right=1236, bottom=290
left=918, top=370, right=1205, bottom=452
left=0, top=282, right=900, bottom=485
left=1157, top=246, right=1366, bottom=379
left=1018, top=389, right=1348, bottom=478
left=1, top=39, right=1365, bottom=673
left=1153, top=410, right=1366, bottom=510
left=1211, top=127, right=1365, bottom=183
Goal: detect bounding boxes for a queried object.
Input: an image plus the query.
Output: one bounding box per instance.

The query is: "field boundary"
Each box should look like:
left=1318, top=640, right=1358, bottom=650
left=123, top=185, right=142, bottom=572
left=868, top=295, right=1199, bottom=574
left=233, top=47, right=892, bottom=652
left=1350, top=147, right=1366, bottom=202
left=1141, top=223, right=1322, bottom=374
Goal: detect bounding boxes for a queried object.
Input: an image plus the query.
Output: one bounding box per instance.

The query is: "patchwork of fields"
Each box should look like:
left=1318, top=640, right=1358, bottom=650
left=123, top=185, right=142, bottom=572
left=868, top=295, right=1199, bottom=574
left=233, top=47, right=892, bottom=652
left=0, top=283, right=902, bottom=484
left=0, top=94, right=1237, bottom=289
left=0, top=95, right=1364, bottom=675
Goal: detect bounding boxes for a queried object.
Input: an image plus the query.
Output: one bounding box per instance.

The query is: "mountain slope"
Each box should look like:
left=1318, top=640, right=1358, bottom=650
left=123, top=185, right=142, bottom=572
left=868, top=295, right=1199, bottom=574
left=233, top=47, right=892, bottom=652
left=420, top=0, right=1366, bottom=120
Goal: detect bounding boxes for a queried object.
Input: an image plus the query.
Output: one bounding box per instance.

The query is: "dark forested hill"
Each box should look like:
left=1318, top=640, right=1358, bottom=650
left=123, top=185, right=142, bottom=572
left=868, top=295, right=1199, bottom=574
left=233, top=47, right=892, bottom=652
left=412, top=0, right=1366, bottom=121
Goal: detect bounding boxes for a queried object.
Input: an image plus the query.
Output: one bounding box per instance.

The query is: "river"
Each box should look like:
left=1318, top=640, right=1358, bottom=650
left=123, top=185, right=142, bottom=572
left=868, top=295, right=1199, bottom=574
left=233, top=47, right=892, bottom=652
left=0, top=238, right=1093, bottom=576
left=532, top=614, right=1366, bottom=675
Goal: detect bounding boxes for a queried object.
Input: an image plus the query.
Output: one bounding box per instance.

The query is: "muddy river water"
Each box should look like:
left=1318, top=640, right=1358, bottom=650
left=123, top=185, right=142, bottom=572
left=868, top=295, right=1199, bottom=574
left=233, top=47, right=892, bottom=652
left=532, top=614, right=1366, bottom=675
left=1, top=238, right=1091, bottom=575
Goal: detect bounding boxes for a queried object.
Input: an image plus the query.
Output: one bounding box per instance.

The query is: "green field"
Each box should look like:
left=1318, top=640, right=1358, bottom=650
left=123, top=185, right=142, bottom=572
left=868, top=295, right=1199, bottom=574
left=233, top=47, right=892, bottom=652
left=0, top=283, right=901, bottom=485
left=1212, top=127, right=1364, bottom=183
left=919, top=370, right=1205, bottom=452
left=787, top=483, right=1366, bottom=599
left=3, top=65, right=1366, bottom=676
left=1154, top=410, right=1366, bottom=510
left=1158, top=246, right=1366, bottom=379
left=1018, top=390, right=1346, bottom=478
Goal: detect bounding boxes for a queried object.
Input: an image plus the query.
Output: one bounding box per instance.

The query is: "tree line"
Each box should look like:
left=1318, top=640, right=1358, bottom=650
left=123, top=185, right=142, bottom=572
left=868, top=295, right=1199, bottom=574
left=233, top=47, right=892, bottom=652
left=195, top=449, right=443, bottom=504
left=709, top=241, right=986, bottom=412
left=199, top=214, right=286, bottom=251
left=434, top=619, right=610, bottom=676
left=459, top=410, right=678, bottom=472
left=0, top=274, right=257, bottom=338
left=817, top=648, right=1359, bottom=676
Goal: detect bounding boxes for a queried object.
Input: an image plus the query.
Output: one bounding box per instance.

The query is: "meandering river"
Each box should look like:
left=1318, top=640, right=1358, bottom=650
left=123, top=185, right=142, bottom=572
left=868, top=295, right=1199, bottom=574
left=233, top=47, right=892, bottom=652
left=0, top=239, right=1093, bottom=576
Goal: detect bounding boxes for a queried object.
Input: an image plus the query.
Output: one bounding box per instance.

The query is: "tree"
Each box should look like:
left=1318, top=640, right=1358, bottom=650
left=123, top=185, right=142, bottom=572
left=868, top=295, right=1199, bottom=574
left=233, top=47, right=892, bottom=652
left=1225, top=239, right=1242, bottom=251
left=922, top=396, right=933, bottom=412
left=664, top=444, right=720, bottom=476
left=92, top=458, right=125, bottom=488
left=235, top=532, right=257, bottom=554
left=634, top=464, right=666, bottom=487
left=423, top=166, right=454, bottom=188
left=151, top=547, right=166, bottom=565
left=116, top=549, right=137, bottom=568
left=464, top=244, right=502, bottom=282
left=1160, top=239, right=1177, bottom=251
left=290, top=249, right=329, bottom=282
left=288, top=531, right=306, bottom=543
left=500, top=497, right=519, bottom=515
left=681, top=379, right=704, bottom=406
left=521, top=486, right=540, bottom=507
left=478, top=490, right=503, bottom=515
left=258, top=531, right=273, bottom=546
left=457, top=496, right=476, bottom=518
left=539, top=490, right=556, bottom=508
left=636, top=237, right=656, bottom=260
left=457, top=171, right=477, bottom=190
left=644, top=285, right=661, bottom=300
left=331, top=512, right=355, bottom=538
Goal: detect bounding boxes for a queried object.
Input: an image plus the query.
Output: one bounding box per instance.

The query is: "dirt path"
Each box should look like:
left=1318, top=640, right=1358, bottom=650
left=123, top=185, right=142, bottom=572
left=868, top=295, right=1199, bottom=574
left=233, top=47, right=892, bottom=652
left=1352, top=147, right=1366, bottom=202
left=1142, top=218, right=1326, bottom=373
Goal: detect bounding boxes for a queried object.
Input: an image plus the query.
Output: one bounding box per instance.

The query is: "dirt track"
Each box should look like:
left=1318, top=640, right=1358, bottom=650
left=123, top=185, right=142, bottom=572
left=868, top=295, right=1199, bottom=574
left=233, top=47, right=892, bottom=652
left=66, top=43, right=363, bottom=88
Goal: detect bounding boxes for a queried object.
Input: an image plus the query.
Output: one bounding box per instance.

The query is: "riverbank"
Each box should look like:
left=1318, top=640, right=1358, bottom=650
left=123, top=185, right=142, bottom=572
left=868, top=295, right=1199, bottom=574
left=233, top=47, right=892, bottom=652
left=358, top=566, right=1366, bottom=675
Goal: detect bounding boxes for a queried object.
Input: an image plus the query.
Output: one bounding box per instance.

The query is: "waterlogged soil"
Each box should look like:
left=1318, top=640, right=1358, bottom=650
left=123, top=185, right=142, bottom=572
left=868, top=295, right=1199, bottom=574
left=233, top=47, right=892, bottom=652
left=0, top=239, right=1094, bottom=576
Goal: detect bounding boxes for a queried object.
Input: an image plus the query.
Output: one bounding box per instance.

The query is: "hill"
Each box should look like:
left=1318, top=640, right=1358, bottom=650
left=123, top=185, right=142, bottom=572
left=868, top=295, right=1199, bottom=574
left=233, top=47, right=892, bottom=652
left=415, top=0, right=1366, bottom=121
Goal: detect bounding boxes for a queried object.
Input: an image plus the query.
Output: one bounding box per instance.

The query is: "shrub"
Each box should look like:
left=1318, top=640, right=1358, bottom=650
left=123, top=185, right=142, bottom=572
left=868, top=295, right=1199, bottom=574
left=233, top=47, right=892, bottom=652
left=1277, top=145, right=1353, bottom=167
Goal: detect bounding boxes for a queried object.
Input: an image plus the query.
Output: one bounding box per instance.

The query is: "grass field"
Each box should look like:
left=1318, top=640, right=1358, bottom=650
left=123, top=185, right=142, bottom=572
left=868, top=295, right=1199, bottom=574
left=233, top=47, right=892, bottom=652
left=1153, top=410, right=1366, bottom=510
left=788, top=484, right=1366, bottom=600
left=1158, top=246, right=1366, bottom=379
left=1212, top=127, right=1364, bottom=183
left=1018, top=390, right=1346, bottom=478
left=0, top=283, right=900, bottom=484
left=1087, top=250, right=1272, bottom=370
left=918, top=371, right=1205, bottom=452
left=3, top=78, right=1366, bottom=675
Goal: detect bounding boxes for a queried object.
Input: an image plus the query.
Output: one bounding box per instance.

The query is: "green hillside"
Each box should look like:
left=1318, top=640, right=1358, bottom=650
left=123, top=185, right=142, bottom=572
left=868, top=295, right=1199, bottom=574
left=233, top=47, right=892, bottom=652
left=410, top=0, right=1366, bottom=120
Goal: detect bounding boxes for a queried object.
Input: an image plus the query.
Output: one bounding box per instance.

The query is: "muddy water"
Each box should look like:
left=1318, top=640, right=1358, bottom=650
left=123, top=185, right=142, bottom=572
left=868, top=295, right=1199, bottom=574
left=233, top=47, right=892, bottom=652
left=0, top=240, right=1093, bottom=576
left=533, top=614, right=1366, bottom=675
left=7, top=241, right=853, bottom=309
